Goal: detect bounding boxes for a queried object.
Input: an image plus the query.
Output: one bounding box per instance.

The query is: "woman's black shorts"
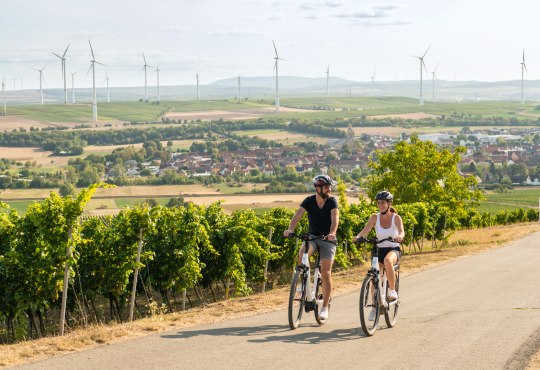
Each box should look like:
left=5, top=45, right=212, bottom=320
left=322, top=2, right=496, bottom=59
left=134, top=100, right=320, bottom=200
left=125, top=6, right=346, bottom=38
left=378, top=247, right=401, bottom=263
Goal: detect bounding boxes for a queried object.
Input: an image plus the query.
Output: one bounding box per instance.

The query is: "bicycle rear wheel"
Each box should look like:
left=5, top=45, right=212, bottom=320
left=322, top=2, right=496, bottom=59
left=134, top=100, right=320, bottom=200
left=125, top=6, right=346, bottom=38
left=288, top=269, right=306, bottom=329
left=384, top=268, right=400, bottom=328
left=314, top=272, right=329, bottom=325
left=359, top=274, right=380, bottom=336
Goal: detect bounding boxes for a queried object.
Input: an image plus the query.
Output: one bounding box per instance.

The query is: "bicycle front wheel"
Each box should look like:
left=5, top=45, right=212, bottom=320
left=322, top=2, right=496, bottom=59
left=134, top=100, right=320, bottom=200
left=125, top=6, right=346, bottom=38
left=384, top=268, right=400, bottom=328
left=288, top=269, right=306, bottom=329
left=359, top=274, right=380, bottom=336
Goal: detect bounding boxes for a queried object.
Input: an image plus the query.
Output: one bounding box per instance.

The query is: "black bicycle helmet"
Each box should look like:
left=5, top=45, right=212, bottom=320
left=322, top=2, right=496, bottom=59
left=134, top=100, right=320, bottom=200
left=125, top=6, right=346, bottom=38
left=375, top=190, right=393, bottom=202
left=313, top=174, right=336, bottom=187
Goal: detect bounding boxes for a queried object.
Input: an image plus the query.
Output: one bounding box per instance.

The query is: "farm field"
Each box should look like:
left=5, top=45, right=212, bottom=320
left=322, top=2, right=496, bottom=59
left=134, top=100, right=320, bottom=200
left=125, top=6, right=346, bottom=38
left=2, top=98, right=539, bottom=130
left=484, top=187, right=540, bottom=208
left=235, top=129, right=329, bottom=144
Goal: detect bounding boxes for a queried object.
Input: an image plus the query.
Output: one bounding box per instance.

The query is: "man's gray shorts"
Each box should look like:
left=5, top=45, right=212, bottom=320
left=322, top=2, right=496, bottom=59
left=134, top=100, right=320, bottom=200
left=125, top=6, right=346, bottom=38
left=308, top=234, right=337, bottom=260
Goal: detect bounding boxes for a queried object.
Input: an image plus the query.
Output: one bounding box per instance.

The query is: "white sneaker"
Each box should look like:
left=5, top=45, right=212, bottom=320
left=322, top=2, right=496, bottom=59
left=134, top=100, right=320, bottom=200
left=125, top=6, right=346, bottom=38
left=388, top=290, right=398, bottom=301
left=368, top=308, right=376, bottom=321
left=319, top=307, right=329, bottom=320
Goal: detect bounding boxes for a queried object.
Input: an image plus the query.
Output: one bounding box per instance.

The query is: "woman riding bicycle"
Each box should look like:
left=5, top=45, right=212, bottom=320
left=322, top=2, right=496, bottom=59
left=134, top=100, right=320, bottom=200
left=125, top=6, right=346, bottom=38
left=355, top=190, right=404, bottom=301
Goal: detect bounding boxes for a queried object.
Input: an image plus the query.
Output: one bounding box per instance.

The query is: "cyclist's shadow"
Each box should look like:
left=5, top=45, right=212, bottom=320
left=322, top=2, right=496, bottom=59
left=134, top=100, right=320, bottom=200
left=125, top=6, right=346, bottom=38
left=161, top=324, right=368, bottom=343
left=248, top=326, right=365, bottom=344
left=161, top=324, right=289, bottom=339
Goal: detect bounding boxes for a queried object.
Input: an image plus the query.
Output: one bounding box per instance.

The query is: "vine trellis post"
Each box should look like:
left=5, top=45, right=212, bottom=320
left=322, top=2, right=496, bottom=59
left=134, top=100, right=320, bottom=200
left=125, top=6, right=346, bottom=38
left=262, top=227, right=273, bottom=293
left=129, top=228, right=144, bottom=322
left=59, top=227, right=74, bottom=336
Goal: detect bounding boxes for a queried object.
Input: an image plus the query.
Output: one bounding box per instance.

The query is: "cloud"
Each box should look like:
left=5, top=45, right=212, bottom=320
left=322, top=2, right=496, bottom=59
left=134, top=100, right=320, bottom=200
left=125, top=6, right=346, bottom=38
left=209, top=29, right=265, bottom=37
left=350, top=19, right=411, bottom=27
left=304, top=15, right=317, bottom=20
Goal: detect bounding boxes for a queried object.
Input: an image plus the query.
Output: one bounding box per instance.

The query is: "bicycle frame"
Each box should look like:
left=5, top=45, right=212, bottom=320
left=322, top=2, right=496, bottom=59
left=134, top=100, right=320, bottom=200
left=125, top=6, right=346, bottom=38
left=362, top=237, right=400, bottom=309
left=296, top=234, right=323, bottom=310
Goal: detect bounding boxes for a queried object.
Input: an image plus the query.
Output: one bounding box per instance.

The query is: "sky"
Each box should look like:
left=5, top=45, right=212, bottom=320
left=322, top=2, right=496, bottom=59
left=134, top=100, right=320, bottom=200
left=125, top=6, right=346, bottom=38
left=1, top=0, right=539, bottom=90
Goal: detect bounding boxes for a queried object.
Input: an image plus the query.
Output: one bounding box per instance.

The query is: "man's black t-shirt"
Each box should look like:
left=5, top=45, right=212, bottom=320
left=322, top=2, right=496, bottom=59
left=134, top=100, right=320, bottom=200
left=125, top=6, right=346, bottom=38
left=300, top=195, right=338, bottom=236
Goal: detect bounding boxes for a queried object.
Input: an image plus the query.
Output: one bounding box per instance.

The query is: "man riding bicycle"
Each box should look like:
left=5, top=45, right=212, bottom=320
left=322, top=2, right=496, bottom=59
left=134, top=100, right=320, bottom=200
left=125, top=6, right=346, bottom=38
left=356, top=191, right=404, bottom=302
left=284, top=174, right=339, bottom=321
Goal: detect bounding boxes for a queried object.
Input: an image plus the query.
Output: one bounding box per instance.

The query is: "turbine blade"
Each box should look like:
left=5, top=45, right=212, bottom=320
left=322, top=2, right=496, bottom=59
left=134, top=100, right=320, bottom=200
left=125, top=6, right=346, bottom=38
left=88, top=40, right=96, bottom=60
left=62, top=43, right=70, bottom=58
left=272, top=40, right=278, bottom=57
left=95, top=61, right=106, bottom=67
left=52, top=52, right=62, bottom=59
left=421, top=45, right=431, bottom=59
left=86, top=63, right=93, bottom=77
left=523, top=63, right=528, bottom=73
left=143, top=52, right=147, bottom=65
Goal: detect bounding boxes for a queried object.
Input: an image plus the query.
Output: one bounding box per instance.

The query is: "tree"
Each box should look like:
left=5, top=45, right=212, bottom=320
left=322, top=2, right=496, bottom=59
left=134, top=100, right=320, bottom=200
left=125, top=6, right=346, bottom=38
left=59, top=182, right=76, bottom=197
left=366, top=135, right=483, bottom=216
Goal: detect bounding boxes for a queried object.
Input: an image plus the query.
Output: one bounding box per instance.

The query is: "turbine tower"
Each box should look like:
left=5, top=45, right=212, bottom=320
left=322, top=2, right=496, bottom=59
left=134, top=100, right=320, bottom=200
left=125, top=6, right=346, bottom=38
left=272, top=40, right=285, bottom=111
left=414, top=46, right=430, bottom=106
left=52, top=43, right=70, bottom=104
left=142, top=52, right=151, bottom=101
left=155, top=64, right=161, bottom=104
left=2, top=78, right=6, bottom=116
left=34, top=62, right=48, bottom=105
left=196, top=72, right=200, bottom=101
left=71, top=72, right=78, bottom=104
left=521, top=49, right=528, bottom=104
left=237, top=76, right=241, bottom=100
left=87, top=40, right=105, bottom=122
left=326, top=66, right=330, bottom=97
left=431, top=63, right=439, bottom=102
left=103, top=72, right=110, bottom=103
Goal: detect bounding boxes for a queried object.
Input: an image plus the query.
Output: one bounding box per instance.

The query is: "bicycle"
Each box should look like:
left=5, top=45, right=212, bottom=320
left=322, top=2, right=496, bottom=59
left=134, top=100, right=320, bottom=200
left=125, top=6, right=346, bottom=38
left=287, top=232, right=334, bottom=330
left=353, top=236, right=401, bottom=336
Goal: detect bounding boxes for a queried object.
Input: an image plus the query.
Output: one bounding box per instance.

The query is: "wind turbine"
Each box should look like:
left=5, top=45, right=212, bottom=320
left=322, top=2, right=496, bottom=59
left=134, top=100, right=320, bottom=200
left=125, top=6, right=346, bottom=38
left=272, top=40, right=285, bottom=111
left=2, top=78, right=6, bottom=116
left=237, top=76, right=241, bottom=101
left=52, top=43, right=70, bottom=104
left=71, top=72, right=78, bottom=103
left=521, top=49, right=528, bottom=104
left=369, top=70, right=376, bottom=95
left=87, top=40, right=105, bottom=122
left=196, top=72, right=200, bottom=101
left=326, top=66, right=330, bottom=97
left=431, top=63, right=439, bottom=102
left=34, top=62, right=48, bottom=105
left=102, top=72, right=110, bottom=103
left=155, top=64, right=161, bottom=104
left=142, top=52, right=151, bottom=101
left=413, top=46, right=430, bottom=106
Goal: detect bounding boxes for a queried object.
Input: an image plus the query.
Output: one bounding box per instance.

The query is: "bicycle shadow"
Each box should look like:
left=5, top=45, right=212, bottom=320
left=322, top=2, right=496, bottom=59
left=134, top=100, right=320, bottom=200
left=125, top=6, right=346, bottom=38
left=247, top=326, right=367, bottom=344
left=161, top=324, right=373, bottom=343
left=161, top=324, right=290, bottom=339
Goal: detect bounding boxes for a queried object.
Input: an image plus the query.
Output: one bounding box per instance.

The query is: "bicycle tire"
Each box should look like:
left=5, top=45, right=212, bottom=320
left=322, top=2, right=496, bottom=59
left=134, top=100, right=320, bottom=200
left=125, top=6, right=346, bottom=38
left=359, top=273, right=380, bottom=336
left=314, top=272, right=328, bottom=325
left=384, top=268, right=400, bottom=328
left=288, top=269, right=306, bottom=329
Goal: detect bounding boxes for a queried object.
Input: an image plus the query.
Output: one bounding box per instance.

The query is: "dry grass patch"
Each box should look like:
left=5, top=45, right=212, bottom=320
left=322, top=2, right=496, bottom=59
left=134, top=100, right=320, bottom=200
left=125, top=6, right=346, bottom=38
left=2, top=222, right=540, bottom=368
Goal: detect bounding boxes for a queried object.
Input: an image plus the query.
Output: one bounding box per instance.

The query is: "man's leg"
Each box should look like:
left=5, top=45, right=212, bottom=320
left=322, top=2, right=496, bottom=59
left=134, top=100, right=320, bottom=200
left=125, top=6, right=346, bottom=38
left=297, top=241, right=315, bottom=266
left=320, top=258, right=334, bottom=307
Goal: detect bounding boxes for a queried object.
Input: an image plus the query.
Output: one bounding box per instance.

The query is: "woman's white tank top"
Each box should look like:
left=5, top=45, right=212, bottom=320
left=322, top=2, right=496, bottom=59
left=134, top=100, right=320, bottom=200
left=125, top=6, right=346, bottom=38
left=375, top=213, right=400, bottom=248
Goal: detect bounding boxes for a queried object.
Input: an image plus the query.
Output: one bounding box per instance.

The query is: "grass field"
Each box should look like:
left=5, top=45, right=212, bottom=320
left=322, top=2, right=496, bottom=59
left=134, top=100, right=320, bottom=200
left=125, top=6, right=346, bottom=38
left=6, top=97, right=540, bottom=125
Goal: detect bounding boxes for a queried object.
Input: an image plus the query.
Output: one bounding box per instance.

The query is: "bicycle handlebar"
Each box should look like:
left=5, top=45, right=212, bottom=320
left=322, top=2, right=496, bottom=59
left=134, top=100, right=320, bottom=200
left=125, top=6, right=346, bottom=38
left=352, top=236, right=396, bottom=245
left=287, top=232, right=336, bottom=245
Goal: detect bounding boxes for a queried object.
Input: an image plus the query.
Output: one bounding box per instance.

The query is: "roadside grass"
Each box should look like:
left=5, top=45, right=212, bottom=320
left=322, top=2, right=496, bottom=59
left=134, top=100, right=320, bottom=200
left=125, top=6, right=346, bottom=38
left=1, top=222, right=539, bottom=368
